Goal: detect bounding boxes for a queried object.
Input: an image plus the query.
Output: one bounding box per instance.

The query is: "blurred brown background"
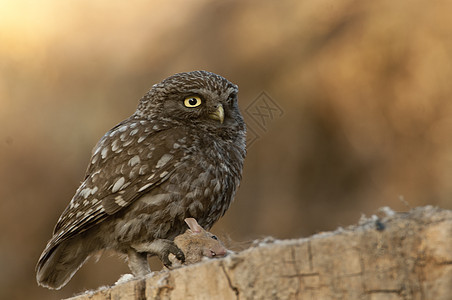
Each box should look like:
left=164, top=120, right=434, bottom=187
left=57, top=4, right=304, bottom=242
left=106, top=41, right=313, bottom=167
left=1, top=0, right=452, bottom=299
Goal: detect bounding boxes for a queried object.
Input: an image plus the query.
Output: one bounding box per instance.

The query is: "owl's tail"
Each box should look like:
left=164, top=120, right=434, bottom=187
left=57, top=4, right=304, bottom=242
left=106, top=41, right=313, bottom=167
left=36, top=235, right=94, bottom=290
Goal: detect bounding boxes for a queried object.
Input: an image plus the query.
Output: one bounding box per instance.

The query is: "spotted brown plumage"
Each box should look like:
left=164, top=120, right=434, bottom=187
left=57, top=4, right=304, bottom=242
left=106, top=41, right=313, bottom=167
left=36, top=71, right=246, bottom=289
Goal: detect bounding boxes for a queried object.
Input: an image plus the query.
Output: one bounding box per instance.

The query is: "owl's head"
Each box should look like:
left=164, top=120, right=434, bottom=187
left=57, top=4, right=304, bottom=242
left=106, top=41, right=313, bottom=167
left=135, top=71, right=244, bottom=131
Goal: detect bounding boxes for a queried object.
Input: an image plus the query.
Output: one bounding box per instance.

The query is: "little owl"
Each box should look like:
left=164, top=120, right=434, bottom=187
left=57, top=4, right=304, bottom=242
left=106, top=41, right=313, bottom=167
left=36, top=70, right=246, bottom=289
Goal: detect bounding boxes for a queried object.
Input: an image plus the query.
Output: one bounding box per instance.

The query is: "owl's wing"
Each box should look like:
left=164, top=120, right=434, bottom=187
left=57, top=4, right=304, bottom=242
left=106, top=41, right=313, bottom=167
left=45, top=118, right=187, bottom=255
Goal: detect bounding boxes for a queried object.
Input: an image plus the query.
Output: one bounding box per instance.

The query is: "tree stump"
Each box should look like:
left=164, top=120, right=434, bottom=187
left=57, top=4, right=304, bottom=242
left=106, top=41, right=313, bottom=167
left=68, top=206, right=452, bottom=299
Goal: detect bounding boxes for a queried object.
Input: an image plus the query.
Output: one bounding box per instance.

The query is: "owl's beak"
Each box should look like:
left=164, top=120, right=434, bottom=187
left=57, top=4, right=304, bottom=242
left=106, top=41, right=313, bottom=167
left=208, top=104, right=224, bottom=124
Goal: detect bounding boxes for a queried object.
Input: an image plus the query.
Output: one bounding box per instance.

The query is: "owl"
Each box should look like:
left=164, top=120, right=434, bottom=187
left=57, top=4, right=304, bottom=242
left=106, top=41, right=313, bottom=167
left=36, top=71, right=246, bottom=290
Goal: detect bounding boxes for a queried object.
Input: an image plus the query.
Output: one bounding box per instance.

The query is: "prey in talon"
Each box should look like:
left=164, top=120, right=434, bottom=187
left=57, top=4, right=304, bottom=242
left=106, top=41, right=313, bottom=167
left=168, top=218, right=229, bottom=268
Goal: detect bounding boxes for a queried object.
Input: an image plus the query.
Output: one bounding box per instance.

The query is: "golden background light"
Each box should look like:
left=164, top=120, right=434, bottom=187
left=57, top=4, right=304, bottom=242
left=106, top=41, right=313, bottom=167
left=1, top=0, right=452, bottom=299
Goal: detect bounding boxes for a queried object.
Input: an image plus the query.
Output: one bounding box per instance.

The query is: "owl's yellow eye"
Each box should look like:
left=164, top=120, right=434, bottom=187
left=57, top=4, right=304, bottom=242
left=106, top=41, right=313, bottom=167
left=184, top=96, right=202, bottom=108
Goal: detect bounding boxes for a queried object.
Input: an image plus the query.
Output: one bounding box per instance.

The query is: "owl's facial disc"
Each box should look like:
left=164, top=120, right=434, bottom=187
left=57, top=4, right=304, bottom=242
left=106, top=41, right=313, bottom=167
left=208, top=104, right=224, bottom=124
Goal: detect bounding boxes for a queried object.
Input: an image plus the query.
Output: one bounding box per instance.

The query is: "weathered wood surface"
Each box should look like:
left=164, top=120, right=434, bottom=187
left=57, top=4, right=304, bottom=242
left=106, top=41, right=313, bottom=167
left=68, top=206, right=452, bottom=300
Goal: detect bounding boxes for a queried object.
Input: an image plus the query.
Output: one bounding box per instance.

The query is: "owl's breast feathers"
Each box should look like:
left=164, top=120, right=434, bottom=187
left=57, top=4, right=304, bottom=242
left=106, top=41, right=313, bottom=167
left=163, top=124, right=246, bottom=229
left=44, top=117, right=245, bottom=257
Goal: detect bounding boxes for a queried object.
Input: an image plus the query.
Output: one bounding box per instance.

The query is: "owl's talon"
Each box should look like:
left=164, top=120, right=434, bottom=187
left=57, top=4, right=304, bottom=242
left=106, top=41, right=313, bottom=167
left=175, top=249, right=185, bottom=263
left=161, top=252, right=172, bottom=267
left=162, top=243, right=185, bottom=267
left=151, top=240, right=185, bottom=268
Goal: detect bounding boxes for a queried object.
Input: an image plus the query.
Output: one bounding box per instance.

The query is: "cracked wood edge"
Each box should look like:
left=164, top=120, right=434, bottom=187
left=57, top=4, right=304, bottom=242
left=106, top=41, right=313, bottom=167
left=67, top=206, right=452, bottom=300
